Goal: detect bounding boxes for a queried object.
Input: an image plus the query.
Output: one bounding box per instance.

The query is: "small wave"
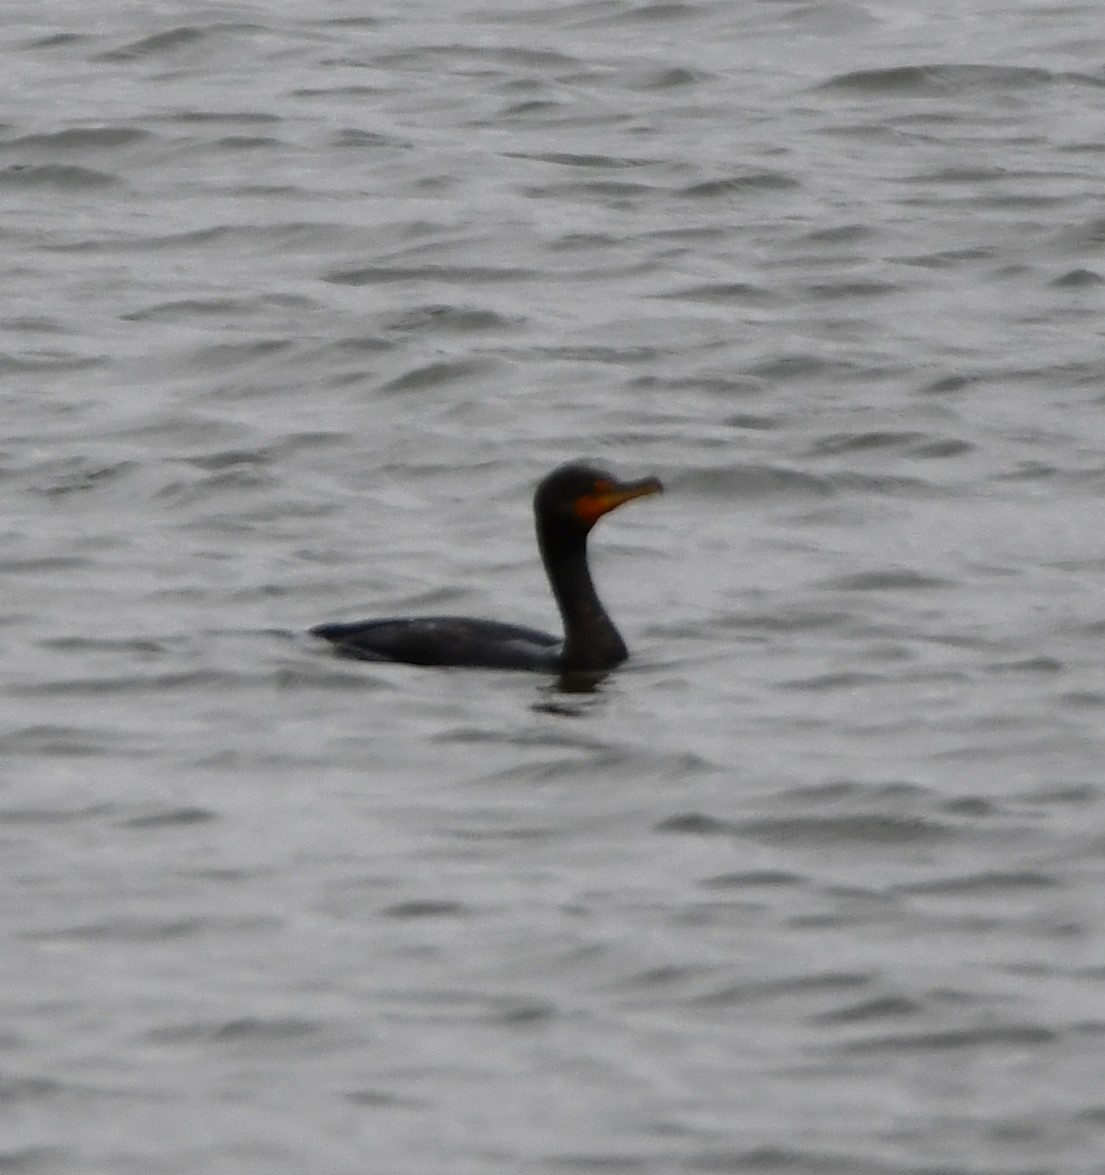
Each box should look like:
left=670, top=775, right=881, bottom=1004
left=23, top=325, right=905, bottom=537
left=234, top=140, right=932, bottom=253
left=345, top=1088, right=426, bottom=1108
left=901, top=164, right=1015, bottom=184
left=913, top=438, right=973, bottom=458
left=611, top=1, right=700, bottom=22
left=0, top=314, right=65, bottom=333
left=807, top=429, right=948, bottom=455
left=820, top=568, right=952, bottom=591
left=0, top=1146, right=68, bottom=1172
left=777, top=779, right=930, bottom=805
left=699, top=870, right=805, bottom=889
left=123, top=295, right=317, bottom=323
left=506, top=150, right=654, bottom=169
left=98, top=26, right=205, bottom=59
left=382, top=304, right=519, bottom=333
left=324, top=262, right=533, bottom=285
left=803, top=279, right=900, bottom=299
left=163, top=109, right=280, bottom=126
left=897, top=870, right=1059, bottom=895
left=24, top=32, right=86, bottom=48
left=381, top=899, right=469, bottom=919
left=0, top=164, right=117, bottom=189
left=654, top=282, right=781, bottom=306
left=1052, top=267, right=1104, bottom=288
left=747, top=352, right=862, bottom=382
left=939, top=796, right=1003, bottom=818
left=475, top=749, right=712, bottom=790
left=2, top=555, right=88, bottom=574
left=485, top=997, right=557, bottom=1025
left=377, top=357, right=502, bottom=395
left=117, top=806, right=218, bottom=830
left=738, top=813, right=952, bottom=846
left=0, top=1075, right=64, bottom=1105
left=818, top=63, right=1060, bottom=95
left=680, top=171, right=799, bottom=197
left=683, top=1145, right=896, bottom=1174
left=499, top=99, right=563, bottom=119
left=839, top=1023, right=1056, bottom=1053
left=145, top=1015, right=325, bottom=1047
left=0, top=802, right=117, bottom=825
left=814, top=995, right=921, bottom=1024
left=547, top=0, right=699, bottom=30
left=531, top=340, right=660, bottom=364
left=900, top=245, right=996, bottom=269
left=621, top=964, right=701, bottom=992
left=11, top=127, right=150, bottom=151
left=524, top=178, right=660, bottom=200
left=95, top=24, right=260, bottom=62
left=655, top=812, right=736, bottom=835
left=724, top=411, right=787, bottom=430
left=982, top=656, right=1064, bottom=675
left=1059, top=690, right=1105, bottom=710
left=0, top=349, right=105, bottom=373
left=24, top=916, right=210, bottom=943
left=637, top=66, right=709, bottom=90
left=318, top=15, right=383, bottom=30
left=183, top=445, right=274, bottom=471
left=330, top=128, right=412, bottom=149
left=779, top=671, right=888, bottom=692
left=1052, top=214, right=1105, bottom=252
left=918, top=373, right=982, bottom=395
left=631, top=372, right=768, bottom=398
left=31, top=458, right=139, bottom=498
left=185, top=337, right=294, bottom=372
left=802, top=223, right=874, bottom=245
left=692, top=971, right=872, bottom=1008
left=374, top=43, right=575, bottom=70
left=0, top=724, right=140, bottom=759
left=36, top=635, right=166, bottom=654
left=212, top=134, right=282, bottom=150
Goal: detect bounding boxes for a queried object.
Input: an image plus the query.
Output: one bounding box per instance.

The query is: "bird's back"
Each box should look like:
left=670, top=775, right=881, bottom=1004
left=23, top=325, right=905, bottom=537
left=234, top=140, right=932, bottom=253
left=310, top=616, right=561, bottom=670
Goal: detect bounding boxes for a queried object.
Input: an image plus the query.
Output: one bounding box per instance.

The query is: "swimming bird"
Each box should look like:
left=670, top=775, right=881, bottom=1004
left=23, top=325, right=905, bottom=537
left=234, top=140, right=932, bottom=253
left=311, top=460, right=663, bottom=672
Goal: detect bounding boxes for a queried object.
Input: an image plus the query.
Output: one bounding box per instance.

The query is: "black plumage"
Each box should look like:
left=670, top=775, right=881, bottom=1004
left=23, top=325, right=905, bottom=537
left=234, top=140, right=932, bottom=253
left=311, top=460, right=662, bottom=672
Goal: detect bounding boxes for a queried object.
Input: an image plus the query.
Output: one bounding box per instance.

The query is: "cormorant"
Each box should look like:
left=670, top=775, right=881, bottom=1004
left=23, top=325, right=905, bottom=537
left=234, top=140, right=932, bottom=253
left=311, top=460, right=662, bottom=672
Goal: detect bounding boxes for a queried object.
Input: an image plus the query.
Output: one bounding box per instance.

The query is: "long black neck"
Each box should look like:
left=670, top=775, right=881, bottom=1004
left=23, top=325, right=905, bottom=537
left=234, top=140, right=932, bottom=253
left=537, top=521, right=628, bottom=672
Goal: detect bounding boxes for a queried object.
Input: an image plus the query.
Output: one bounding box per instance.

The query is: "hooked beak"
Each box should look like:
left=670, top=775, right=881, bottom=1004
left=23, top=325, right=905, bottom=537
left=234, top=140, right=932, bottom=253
left=574, top=475, right=663, bottom=526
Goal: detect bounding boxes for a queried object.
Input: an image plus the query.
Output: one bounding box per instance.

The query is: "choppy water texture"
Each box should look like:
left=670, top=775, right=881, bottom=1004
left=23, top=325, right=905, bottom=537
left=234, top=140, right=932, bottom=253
left=3, top=1, right=1105, bottom=1171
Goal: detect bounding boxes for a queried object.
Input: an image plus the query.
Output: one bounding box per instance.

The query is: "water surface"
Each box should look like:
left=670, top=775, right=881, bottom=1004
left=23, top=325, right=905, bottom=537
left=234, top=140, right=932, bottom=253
left=3, top=1, right=1105, bottom=1172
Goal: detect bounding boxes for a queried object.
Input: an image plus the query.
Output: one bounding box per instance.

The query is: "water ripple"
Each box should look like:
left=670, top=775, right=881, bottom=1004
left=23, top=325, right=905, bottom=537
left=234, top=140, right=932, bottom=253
left=3, top=1, right=1105, bottom=1170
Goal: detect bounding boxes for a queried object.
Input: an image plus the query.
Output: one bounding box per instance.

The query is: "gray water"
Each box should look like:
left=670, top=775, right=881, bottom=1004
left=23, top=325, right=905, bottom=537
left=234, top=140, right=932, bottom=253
left=3, top=1, right=1105, bottom=1171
